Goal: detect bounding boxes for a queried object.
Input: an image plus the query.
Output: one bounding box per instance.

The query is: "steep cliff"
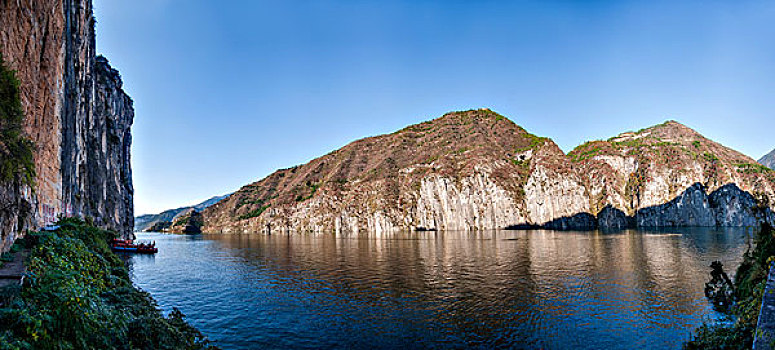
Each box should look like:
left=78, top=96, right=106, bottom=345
left=205, top=109, right=588, bottom=234
left=760, top=149, right=775, bottom=170
left=0, top=0, right=134, bottom=249
left=204, top=111, right=775, bottom=234
left=570, top=121, right=775, bottom=227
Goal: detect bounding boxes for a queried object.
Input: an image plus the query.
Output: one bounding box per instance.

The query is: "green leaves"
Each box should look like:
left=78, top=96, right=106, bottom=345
left=0, top=218, right=217, bottom=349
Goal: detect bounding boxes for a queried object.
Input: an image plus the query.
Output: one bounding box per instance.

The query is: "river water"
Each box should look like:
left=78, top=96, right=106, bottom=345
left=129, top=228, right=751, bottom=349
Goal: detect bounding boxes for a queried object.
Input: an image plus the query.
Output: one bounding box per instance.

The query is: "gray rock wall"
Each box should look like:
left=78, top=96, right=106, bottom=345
left=0, top=0, right=134, bottom=247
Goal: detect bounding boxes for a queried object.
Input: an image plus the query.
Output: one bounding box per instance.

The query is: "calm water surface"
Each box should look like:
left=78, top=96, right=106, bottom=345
left=129, top=229, right=751, bottom=349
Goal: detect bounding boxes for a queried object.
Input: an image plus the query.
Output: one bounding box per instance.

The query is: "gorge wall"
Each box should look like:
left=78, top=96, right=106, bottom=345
left=0, top=0, right=134, bottom=250
left=204, top=109, right=775, bottom=234
left=761, top=149, right=775, bottom=170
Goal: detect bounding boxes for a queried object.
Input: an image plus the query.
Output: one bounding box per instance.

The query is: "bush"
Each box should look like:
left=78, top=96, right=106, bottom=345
left=0, top=218, right=217, bottom=349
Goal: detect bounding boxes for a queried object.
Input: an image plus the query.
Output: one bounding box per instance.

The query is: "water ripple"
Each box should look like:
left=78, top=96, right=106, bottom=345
left=129, top=228, right=750, bottom=349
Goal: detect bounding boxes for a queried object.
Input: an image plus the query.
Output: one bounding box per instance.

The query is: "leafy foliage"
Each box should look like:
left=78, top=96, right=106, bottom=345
left=0, top=54, right=35, bottom=187
left=0, top=218, right=217, bottom=349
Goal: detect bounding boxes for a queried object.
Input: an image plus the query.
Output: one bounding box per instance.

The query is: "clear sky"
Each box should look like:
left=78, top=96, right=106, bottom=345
left=93, top=0, right=775, bottom=216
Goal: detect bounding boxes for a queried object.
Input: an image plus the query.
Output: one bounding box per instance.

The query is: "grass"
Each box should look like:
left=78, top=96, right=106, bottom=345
left=0, top=218, right=216, bottom=349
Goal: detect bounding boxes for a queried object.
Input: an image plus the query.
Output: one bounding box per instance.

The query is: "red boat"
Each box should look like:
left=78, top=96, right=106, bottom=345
left=110, top=239, right=158, bottom=254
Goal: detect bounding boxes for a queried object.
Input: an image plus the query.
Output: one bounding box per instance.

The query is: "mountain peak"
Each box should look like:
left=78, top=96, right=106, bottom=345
left=760, top=149, right=775, bottom=170
left=433, top=108, right=514, bottom=124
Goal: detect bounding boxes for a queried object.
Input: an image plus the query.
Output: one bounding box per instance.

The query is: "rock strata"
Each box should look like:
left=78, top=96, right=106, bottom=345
left=203, top=110, right=775, bottom=233
left=0, top=0, right=134, bottom=249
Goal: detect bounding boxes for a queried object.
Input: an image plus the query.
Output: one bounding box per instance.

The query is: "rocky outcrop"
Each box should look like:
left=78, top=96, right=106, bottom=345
left=761, top=149, right=775, bottom=170
left=635, top=183, right=770, bottom=227
left=135, top=194, right=229, bottom=232
left=144, top=209, right=204, bottom=234
left=145, top=221, right=172, bottom=232
left=571, top=121, right=775, bottom=229
left=203, top=110, right=775, bottom=234
left=0, top=0, right=134, bottom=248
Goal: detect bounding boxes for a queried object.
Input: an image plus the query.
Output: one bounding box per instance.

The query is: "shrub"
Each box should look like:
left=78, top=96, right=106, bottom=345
left=0, top=218, right=217, bottom=349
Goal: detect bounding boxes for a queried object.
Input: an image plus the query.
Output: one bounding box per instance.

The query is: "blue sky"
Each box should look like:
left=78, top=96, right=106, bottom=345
left=93, top=0, right=775, bottom=215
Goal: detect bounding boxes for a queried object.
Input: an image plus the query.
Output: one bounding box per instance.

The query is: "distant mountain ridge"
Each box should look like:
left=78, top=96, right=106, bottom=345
left=134, top=194, right=229, bottom=232
left=760, top=149, right=775, bottom=170
left=202, top=109, right=775, bottom=234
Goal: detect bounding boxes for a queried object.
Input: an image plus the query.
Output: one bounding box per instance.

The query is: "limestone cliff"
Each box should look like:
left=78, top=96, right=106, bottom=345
left=204, top=110, right=775, bottom=234
left=571, top=121, right=775, bottom=227
left=0, top=0, right=134, bottom=250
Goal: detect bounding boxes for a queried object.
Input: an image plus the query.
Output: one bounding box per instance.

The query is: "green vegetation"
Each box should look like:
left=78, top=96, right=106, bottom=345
left=569, top=141, right=606, bottom=162
left=238, top=204, right=270, bottom=220
left=703, top=152, right=719, bottom=163
left=295, top=181, right=320, bottom=202
left=515, top=133, right=547, bottom=153
left=510, top=159, right=526, bottom=167
left=685, top=224, right=775, bottom=349
left=0, top=218, right=215, bottom=349
left=693, top=140, right=702, bottom=149
left=735, top=163, right=773, bottom=175
left=611, top=138, right=647, bottom=149
left=0, top=54, right=36, bottom=187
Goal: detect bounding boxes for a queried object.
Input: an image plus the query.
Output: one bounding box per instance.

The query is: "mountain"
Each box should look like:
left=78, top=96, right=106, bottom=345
left=570, top=121, right=774, bottom=228
left=135, top=194, right=229, bottom=232
left=760, top=149, right=775, bottom=170
left=1, top=0, right=134, bottom=250
left=202, top=109, right=775, bottom=234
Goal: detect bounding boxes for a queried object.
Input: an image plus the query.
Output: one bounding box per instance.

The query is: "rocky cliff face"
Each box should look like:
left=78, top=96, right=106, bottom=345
left=0, top=0, right=134, bottom=249
left=570, top=121, right=775, bottom=227
left=761, top=149, right=775, bottom=170
left=204, top=110, right=775, bottom=234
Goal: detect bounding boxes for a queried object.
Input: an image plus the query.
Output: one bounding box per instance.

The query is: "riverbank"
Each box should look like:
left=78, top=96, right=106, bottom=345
left=0, top=218, right=216, bottom=349
left=685, top=223, right=775, bottom=349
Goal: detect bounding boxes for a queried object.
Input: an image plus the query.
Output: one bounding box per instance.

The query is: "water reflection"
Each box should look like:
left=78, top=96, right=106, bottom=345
left=129, top=228, right=750, bottom=349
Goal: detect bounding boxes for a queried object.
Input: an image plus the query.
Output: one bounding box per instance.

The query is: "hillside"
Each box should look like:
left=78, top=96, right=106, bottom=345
left=203, top=111, right=775, bottom=234
left=570, top=121, right=775, bottom=227
left=203, top=109, right=590, bottom=233
left=760, top=149, right=775, bottom=170
left=135, top=194, right=229, bottom=232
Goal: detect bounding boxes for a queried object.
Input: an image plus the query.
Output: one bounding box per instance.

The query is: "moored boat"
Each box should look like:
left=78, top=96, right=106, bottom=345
left=110, top=239, right=158, bottom=254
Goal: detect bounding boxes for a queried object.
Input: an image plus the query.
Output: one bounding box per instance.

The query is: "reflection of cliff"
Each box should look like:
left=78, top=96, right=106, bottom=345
left=205, top=229, right=748, bottom=347
left=0, top=0, right=134, bottom=249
